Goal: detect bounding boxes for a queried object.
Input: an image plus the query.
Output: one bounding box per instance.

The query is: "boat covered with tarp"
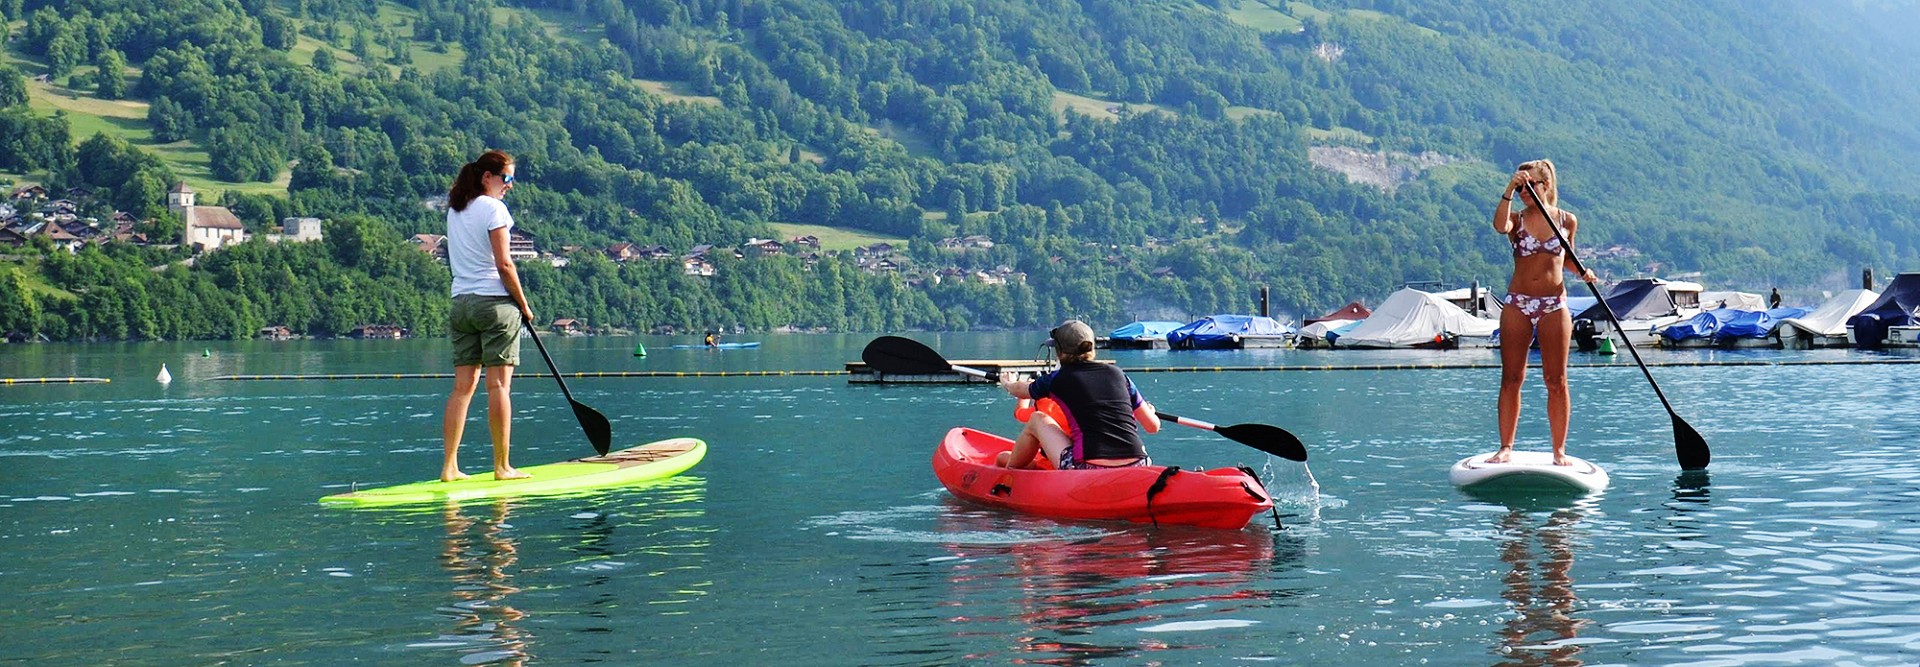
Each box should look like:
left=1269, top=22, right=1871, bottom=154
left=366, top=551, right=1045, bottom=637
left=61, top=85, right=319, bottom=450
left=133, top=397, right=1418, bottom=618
left=1848, top=272, right=1920, bottom=348
left=1777, top=289, right=1878, bottom=348
left=1107, top=321, right=1185, bottom=341
left=1102, top=320, right=1187, bottom=349
left=1334, top=288, right=1499, bottom=349
left=1658, top=307, right=1739, bottom=346
left=1295, top=319, right=1359, bottom=349
left=1573, top=278, right=1702, bottom=349
left=1166, top=315, right=1294, bottom=350
left=1718, top=307, right=1808, bottom=344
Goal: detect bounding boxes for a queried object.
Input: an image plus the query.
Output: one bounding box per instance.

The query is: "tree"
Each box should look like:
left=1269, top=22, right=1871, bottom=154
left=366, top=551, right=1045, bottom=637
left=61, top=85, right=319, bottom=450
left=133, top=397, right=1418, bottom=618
left=0, top=65, right=26, bottom=108
left=0, top=267, right=40, bottom=337
left=91, top=50, right=127, bottom=99
left=310, top=46, right=335, bottom=73
left=147, top=96, right=192, bottom=142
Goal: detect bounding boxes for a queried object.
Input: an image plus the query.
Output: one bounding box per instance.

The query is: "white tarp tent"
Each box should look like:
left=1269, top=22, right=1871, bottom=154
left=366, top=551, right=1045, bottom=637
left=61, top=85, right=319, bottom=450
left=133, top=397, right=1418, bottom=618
left=1337, top=288, right=1500, bottom=348
left=1778, top=288, right=1879, bottom=337
left=1699, top=291, right=1765, bottom=310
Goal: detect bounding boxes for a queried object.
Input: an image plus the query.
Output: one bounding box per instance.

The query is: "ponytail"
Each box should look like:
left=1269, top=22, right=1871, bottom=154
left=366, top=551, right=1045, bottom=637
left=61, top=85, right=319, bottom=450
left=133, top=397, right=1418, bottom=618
left=448, top=150, right=513, bottom=212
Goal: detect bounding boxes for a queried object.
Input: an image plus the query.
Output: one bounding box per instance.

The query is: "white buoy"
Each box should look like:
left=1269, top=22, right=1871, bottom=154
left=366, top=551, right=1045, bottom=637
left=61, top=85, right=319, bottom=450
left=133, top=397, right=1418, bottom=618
left=157, top=364, right=172, bottom=384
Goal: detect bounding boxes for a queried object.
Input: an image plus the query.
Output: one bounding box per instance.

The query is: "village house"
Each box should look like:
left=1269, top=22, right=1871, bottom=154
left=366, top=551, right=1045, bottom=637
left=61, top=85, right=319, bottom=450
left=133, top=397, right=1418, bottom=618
left=280, top=217, right=323, bottom=243
left=741, top=237, right=784, bottom=256
left=683, top=256, right=716, bottom=277
left=789, top=235, right=820, bottom=250
left=170, top=183, right=248, bottom=252
left=10, top=184, right=46, bottom=202
left=550, top=318, right=584, bottom=335
left=257, top=325, right=293, bottom=340
left=605, top=242, right=641, bottom=262
left=507, top=230, right=537, bottom=261
left=639, top=244, right=673, bottom=260
left=410, top=234, right=447, bottom=260
left=347, top=324, right=410, bottom=339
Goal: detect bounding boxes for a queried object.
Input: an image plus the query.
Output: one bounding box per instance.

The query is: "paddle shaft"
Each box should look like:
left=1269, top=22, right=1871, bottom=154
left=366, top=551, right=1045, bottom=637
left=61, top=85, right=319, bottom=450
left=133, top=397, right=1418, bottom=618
left=1521, top=181, right=1707, bottom=469
left=524, top=323, right=579, bottom=403
left=1155, top=411, right=1219, bottom=431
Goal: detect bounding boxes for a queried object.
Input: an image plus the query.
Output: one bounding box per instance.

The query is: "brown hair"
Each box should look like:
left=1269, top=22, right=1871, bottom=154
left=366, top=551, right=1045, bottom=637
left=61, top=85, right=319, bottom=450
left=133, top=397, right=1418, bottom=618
left=1516, top=159, right=1558, bottom=206
left=448, top=150, right=513, bottom=212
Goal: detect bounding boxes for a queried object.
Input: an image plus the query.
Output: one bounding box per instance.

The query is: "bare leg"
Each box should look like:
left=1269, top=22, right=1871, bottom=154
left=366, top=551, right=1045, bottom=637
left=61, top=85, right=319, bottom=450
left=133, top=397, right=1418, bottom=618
left=484, top=365, right=530, bottom=480
left=1537, top=308, right=1574, bottom=466
left=1494, top=304, right=1537, bottom=463
left=1000, top=413, right=1071, bottom=468
left=442, top=366, right=482, bottom=481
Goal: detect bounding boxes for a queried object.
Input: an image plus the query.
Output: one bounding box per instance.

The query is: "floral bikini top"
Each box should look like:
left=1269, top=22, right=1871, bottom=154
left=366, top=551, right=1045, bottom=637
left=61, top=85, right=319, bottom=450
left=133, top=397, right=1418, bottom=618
left=1509, top=215, right=1565, bottom=258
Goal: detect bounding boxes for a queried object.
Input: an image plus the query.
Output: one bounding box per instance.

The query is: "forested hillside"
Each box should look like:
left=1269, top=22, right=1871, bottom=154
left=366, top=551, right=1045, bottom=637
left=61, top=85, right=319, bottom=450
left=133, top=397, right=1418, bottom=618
left=2, top=0, right=1917, bottom=340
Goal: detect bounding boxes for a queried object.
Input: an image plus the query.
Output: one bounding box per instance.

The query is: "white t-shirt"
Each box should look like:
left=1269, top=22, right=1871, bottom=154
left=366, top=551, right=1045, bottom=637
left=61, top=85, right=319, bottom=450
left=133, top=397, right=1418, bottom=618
left=447, top=195, right=514, bottom=297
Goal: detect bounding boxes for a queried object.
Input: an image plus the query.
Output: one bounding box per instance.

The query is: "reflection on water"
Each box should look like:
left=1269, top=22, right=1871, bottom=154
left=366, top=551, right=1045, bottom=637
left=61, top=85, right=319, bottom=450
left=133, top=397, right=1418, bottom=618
left=434, top=500, right=532, bottom=666
left=1492, top=504, right=1591, bottom=667
left=934, top=510, right=1295, bottom=666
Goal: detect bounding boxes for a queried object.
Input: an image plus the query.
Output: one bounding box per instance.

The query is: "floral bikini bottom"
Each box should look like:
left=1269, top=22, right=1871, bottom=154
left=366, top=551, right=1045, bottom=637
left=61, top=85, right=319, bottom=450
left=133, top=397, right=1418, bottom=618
left=1505, top=292, right=1567, bottom=326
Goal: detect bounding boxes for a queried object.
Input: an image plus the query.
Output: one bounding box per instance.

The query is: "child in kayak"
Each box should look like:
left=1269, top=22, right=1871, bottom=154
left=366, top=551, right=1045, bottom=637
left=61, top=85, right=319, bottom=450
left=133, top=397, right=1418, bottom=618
left=996, top=320, right=1161, bottom=469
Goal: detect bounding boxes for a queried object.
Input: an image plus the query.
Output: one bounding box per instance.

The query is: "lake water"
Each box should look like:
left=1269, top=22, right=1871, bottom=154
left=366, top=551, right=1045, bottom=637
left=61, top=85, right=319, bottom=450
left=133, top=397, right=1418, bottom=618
left=4, top=333, right=1919, bottom=665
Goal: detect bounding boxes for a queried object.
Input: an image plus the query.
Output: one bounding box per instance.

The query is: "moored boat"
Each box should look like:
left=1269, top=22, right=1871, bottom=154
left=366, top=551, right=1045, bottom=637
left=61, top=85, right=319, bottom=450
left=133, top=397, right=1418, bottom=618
left=932, top=427, right=1272, bottom=530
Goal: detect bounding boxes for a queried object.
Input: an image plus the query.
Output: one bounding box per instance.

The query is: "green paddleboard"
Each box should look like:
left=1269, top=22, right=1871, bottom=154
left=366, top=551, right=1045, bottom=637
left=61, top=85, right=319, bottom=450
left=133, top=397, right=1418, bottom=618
left=321, top=438, right=705, bottom=506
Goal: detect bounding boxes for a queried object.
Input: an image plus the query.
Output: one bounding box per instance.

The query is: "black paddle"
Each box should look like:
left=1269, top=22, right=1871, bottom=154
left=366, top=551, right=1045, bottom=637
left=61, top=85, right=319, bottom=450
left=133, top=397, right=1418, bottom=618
left=525, top=322, right=613, bottom=456
left=1521, top=180, right=1710, bottom=470
left=861, top=335, right=1309, bottom=462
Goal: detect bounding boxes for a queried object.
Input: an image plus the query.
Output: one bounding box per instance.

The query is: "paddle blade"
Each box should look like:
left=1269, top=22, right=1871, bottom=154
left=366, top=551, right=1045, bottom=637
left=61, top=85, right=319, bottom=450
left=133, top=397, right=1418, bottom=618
left=1672, top=413, right=1709, bottom=471
left=862, top=335, right=953, bottom=375
left=573, top=400, right=613, bottom=456
left=1213, top=423, right=1309, bottom=462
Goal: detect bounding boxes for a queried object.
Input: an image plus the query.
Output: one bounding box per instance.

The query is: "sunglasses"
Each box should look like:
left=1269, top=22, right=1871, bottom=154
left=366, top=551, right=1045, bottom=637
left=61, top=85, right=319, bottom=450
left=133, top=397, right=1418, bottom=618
left=501, top=173, right=515, bottom=185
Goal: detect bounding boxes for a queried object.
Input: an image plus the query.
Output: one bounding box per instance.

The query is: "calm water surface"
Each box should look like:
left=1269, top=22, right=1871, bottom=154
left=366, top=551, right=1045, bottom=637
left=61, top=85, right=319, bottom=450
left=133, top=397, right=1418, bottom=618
left=3, top=334, right=1919, bottom=665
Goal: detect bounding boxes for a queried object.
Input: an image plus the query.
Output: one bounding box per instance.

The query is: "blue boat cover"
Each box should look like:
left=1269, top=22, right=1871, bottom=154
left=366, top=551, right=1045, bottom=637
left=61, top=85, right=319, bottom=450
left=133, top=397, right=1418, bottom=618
left=1166, top=315, right=1294, bottom=350
left=1717, top=307, right=1809, bottom=339
left=1661, top=308, right=1739, bottom=342
left=1847, top=273, right=1920, bottom=348
left=1108, top=321, right=1187, bottom=341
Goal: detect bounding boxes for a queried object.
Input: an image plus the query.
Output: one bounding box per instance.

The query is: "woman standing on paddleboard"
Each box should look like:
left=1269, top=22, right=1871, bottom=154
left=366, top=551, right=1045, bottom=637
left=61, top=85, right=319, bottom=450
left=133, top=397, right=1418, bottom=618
left=441, top=150, right=534, bottom=482
left=1491, top=160, right=1595, bottom=466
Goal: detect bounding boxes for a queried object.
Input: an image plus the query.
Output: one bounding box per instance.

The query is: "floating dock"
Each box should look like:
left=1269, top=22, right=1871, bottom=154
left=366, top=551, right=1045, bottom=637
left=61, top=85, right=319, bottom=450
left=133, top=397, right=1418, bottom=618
left=0, top=377, right=111, bottom=385
left=845, top=359, right=1063, bottom=384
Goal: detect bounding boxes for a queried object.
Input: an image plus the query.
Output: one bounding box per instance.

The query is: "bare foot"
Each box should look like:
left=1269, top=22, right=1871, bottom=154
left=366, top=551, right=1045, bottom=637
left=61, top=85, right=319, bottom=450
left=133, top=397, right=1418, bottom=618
left=440, top=470, right=470, bottom=483
left=1487, top=447, right=1513, bottom=464
left=494, top=468, right=531, bottom=481
left=1553, top=452, right=1572, bottom=467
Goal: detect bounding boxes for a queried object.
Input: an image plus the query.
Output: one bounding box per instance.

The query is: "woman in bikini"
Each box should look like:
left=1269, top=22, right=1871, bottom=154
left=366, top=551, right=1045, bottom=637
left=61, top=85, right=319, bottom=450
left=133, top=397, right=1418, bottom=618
left=1491, top=160, right=1595, bottom=466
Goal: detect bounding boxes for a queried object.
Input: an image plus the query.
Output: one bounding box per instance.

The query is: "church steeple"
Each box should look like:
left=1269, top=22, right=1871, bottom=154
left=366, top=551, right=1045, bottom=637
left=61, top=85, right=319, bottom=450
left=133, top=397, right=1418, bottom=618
left=167, top=182, right=196, bottom=212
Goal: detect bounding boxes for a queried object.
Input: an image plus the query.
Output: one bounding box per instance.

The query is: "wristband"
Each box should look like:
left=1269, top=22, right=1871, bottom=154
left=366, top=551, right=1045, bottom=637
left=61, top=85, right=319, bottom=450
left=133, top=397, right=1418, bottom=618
left=1501, top=194, right=1512, bottom=201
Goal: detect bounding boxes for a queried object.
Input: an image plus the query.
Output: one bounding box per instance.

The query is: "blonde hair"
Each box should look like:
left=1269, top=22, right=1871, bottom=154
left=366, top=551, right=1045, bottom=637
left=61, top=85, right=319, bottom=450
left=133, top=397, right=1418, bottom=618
left=1516, top=159, right=1558, bottom=206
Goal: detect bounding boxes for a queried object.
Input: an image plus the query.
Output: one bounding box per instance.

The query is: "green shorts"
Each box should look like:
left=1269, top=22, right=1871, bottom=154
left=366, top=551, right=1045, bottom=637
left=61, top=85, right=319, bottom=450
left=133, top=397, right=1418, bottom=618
left=450, top=294, right=523, bottom=367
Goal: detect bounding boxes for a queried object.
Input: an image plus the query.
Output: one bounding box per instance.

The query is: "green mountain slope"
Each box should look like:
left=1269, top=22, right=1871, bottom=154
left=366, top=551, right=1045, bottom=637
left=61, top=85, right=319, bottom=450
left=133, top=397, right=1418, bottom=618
left=2, top=0, right=1917, bottom=340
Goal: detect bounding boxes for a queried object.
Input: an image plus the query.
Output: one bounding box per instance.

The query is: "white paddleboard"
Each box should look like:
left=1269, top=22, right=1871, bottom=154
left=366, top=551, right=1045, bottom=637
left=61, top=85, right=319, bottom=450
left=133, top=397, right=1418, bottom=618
left=1450, top=450, right=1609, bottom=493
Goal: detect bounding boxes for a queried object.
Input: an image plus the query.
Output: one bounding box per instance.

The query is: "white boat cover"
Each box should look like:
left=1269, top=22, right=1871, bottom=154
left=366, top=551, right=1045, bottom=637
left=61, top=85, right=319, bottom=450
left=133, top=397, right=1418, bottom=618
left=1297, top=318, right=1357, bottom=341
left=1778, top=288, right=1880, bottom=337
left=1337, top=288, right=1500, bottom=348
left=1699, top=291, right=1765, bottom=310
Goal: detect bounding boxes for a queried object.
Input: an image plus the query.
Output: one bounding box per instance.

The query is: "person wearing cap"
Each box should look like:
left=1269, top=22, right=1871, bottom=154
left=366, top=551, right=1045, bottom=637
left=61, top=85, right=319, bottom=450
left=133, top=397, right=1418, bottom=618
left=995, top=320, right=1162, bottom=469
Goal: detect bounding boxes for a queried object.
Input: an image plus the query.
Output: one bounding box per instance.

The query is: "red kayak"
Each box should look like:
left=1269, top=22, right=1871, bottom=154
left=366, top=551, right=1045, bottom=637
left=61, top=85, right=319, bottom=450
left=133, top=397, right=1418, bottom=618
left=933, top=427, right=1273, bottom=530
